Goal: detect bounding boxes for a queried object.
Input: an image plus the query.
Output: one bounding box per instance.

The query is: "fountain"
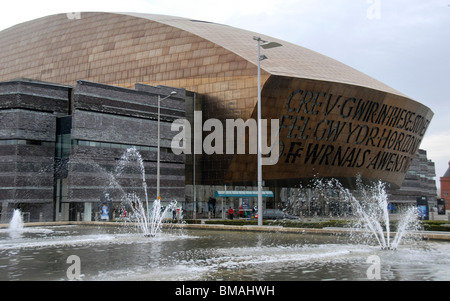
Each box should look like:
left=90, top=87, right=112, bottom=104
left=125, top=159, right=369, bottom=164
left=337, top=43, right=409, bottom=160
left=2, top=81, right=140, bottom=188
left=5, top=209, right=27, bottom=239
left=0, top=151, right=448, bottom=281
left=103, top=147, right=177, bottom=237
left=346, top=178, right=421, bottom=250
left=299, top=177, right=421, bottom=250
left=8, top=209, right=24, bottom=232
left=351, top=180, right=420, bottom=250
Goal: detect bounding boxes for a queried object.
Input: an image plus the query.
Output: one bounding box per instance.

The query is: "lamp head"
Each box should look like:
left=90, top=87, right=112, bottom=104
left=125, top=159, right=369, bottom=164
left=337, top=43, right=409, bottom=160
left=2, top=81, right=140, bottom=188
left=261, top=41, right=283, bottom=49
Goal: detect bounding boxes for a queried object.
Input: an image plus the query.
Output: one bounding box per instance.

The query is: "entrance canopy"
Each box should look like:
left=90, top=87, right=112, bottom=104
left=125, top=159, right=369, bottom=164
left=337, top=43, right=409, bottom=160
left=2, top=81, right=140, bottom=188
left=214, top=191, right=274, bottom=198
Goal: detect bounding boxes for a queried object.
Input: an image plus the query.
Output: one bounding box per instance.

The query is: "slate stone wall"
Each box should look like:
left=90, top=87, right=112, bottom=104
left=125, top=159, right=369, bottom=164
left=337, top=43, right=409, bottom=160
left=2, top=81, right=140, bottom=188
left=67, top=81, right=186, bottom=207
left=0, top=79, right=186, bottom=222
left=0, top=80, right=70, bottom=222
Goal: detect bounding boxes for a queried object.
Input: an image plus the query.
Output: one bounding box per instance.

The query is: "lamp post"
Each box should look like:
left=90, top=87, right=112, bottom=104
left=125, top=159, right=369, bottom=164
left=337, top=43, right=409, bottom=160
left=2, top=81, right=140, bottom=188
left=253, top=36, right=282, bottom=226
left=157, top=91, right=177, bottom=201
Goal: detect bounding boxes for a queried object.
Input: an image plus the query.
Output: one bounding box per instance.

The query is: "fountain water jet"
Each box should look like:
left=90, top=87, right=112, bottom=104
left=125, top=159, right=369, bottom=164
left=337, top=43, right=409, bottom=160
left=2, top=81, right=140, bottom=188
left=103, top=147, right=178, bottom=237
left=293, top=177, right=421, bottom=250
left=347, top=178, right=420, bottom=250
left=8, top=209, right=24, bottom=232
left=7, top=209, right=24, bottom=239
left=147, top=198, right=177, bottom=237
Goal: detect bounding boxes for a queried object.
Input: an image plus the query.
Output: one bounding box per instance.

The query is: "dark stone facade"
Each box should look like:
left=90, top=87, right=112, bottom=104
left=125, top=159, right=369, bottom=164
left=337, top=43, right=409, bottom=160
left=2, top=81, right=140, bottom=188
left=388, top=149, right=437, bottom=209
left=0, top=79, right=70, bottom=222
left=0, top=79, right=186, bottom=222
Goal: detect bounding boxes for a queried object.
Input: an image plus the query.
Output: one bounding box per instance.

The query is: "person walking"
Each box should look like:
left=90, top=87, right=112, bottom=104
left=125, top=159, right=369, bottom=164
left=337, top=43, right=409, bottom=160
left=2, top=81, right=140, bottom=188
left=228, top=207, right=234, bottom=220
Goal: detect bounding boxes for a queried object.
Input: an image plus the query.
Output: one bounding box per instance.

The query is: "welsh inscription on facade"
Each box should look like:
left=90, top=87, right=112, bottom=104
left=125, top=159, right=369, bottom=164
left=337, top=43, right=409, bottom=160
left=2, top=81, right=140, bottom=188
left=277, top=89, right=431, bottom=174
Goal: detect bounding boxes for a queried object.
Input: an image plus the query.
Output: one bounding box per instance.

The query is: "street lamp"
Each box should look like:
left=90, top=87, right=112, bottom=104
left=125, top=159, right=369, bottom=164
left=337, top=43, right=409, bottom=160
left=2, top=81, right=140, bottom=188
left=157, top=91, right=177, bottom=201
left=253, top=36, right=282, bottom=226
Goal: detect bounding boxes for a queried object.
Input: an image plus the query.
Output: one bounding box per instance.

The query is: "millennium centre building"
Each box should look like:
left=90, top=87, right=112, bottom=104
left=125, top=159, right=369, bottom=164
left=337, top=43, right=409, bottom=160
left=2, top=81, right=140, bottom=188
left=0, top=12, right=433, bottom=221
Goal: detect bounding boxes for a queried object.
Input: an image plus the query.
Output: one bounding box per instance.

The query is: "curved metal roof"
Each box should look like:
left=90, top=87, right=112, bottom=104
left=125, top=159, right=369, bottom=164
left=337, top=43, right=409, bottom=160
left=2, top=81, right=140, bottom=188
left=0, top=11, right=415, bottom=101
left=121, top=12, right=407, bottom=97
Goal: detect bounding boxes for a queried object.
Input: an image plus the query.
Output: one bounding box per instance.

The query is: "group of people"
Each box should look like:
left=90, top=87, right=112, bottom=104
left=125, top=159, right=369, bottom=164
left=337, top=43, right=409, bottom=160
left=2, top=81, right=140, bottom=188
left=227, top=205, right=256, bottom=220
left=208, top=197, right=255, bottom=220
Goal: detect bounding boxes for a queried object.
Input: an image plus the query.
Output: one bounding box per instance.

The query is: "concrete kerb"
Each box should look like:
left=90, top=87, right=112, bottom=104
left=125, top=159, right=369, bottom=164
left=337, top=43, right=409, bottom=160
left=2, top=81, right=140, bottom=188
left=168, top=223, right=450, bottom=241
left=1, top=221, right=450, bottom=242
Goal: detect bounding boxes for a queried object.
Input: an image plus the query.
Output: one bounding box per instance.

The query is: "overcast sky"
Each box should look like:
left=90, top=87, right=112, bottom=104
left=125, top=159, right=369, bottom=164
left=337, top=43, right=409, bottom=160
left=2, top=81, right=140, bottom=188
left=0, top=0, right=448, bottom=190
